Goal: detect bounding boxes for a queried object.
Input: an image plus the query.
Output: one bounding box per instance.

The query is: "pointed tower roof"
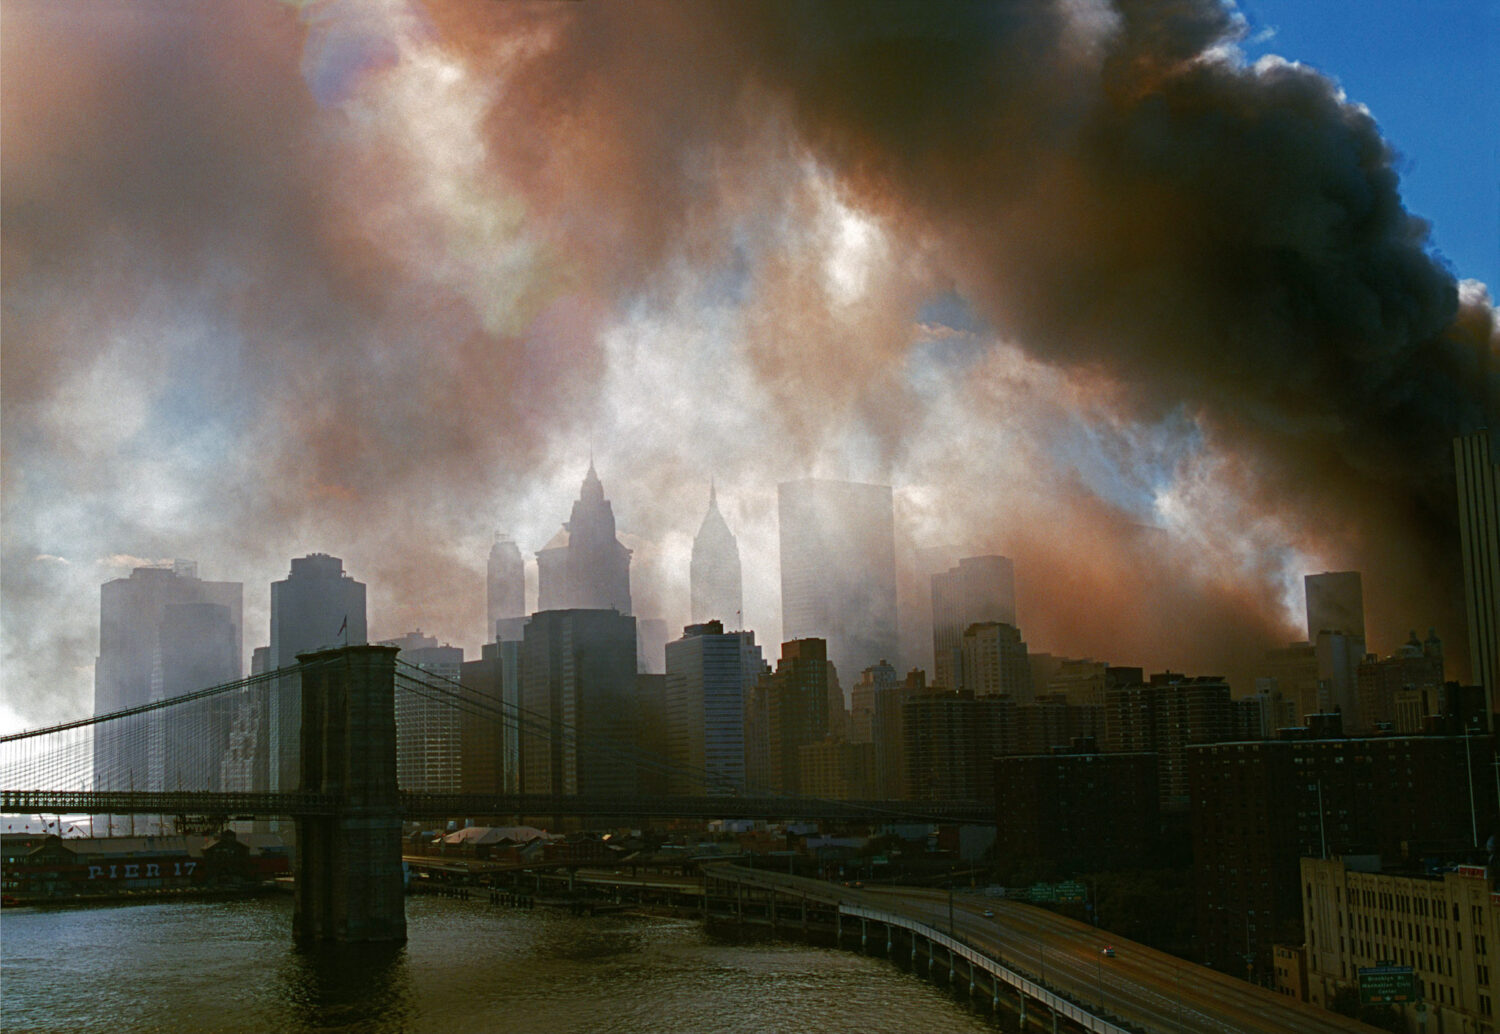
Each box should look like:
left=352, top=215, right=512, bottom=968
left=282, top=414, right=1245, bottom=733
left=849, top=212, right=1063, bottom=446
left=695, top=481, right=736, bottom=545
left=580, top=459, right=605, bottom=505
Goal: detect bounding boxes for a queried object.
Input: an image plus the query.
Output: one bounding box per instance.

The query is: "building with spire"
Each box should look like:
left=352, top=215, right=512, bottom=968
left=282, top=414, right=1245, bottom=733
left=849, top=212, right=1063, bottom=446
left=690, top=483, right=742, bottom=627
left=537, top=462, right=632, bottom=615
left=487, top=532, right=526, bottom=642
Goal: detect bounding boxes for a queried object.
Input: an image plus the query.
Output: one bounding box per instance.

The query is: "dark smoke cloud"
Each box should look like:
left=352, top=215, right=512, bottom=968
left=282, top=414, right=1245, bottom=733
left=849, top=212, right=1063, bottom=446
left=448, top=0, right=1495, bottom=672
left=2, top=0, right=1495, bottom=727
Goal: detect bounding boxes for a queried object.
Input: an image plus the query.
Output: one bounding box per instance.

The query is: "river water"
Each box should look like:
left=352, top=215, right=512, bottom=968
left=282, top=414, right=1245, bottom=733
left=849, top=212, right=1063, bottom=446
left=1, top=894, right=1001, bottom=1033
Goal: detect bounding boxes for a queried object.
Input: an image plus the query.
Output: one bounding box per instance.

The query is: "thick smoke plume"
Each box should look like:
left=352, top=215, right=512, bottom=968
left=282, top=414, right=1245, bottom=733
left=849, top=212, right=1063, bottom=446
left=3, top=0, right=1495, bottom=727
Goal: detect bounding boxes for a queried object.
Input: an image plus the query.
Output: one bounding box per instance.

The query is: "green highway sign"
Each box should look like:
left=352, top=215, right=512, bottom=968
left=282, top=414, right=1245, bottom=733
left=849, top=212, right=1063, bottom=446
left=1358, top=965, right=1416, bottom=1004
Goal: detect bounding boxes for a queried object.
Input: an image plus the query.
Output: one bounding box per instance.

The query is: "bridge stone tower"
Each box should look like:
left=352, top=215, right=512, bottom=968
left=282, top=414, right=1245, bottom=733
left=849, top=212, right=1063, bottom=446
left=293, top=644, right=406, bottom=943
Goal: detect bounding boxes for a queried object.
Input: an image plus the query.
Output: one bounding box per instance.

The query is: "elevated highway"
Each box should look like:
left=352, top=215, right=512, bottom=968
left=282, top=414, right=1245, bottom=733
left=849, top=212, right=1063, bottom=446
left=705, top=866, right=1374, bottom=1034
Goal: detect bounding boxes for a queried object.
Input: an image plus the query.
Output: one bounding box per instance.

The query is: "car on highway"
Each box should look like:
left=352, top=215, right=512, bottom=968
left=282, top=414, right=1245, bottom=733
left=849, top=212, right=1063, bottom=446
left=1101, top=945, right=1116, bottom=957
left=982, top=909, right=995, bottom=918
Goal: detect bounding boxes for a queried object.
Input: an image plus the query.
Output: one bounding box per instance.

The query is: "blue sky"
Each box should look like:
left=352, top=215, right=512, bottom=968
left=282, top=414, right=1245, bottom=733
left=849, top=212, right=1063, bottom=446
left=1239, top=1, right=1499, bottom=291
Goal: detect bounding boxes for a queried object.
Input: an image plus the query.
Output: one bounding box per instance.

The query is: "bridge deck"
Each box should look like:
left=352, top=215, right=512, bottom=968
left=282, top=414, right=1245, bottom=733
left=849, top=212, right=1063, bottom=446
left=1, top=789, right=993, bottom=823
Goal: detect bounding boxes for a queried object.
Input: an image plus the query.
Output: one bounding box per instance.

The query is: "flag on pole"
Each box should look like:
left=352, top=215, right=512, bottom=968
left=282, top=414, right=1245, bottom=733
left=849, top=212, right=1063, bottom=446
left=337, top=615, right=348, bottom=645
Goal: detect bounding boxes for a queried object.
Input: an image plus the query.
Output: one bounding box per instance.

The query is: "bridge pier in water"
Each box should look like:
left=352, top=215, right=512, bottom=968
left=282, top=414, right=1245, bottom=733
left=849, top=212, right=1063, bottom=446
left=293, top=644, right=406, bottom=944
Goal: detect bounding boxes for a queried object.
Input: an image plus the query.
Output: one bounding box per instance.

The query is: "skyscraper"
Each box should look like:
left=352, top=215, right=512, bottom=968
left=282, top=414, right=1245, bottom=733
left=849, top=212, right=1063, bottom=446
left=743, top=638, right=831, bottom=796
left=537, top=462, right=632, bottom=614
left=663, top=621, right=763, bottom=796
left=380, top=631, right=464, bottom=794
left=462, top=640, right=521, bottom=793
left=1304, top=571, right=1364, bottom=641
left=268, top=554, right=367, bottom=793
left=93, top=562, right=242, bottom=800
left=778, top=478, right=898, bottom=688
left=931, top=555, right=1016, bottom=690
left=1454, top=430, right=1499, bottom=719
left=520, top=608, right=638, bottom=795
left=690, top=483, right=743, bottom=626
left=1305, top=571, right=1365, bottom=727
left=486, top=532, right=525, bottom=642
left=960, top=621, right=1032, bottom=699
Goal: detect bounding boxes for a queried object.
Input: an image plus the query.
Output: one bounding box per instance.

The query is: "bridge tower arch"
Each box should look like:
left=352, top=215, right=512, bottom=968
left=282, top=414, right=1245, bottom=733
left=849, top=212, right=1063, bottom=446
left=293, top=644, right=406, bottom=943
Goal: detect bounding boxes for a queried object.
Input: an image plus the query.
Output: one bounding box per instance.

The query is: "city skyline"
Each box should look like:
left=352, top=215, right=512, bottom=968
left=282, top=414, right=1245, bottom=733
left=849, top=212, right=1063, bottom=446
left=4, top=446, right=1496, bottom=738
left=3, top=3, right=1496, bottom=735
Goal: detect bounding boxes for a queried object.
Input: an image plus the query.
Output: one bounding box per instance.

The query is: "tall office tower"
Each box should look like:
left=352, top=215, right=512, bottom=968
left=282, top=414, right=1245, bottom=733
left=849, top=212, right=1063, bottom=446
left=960, top=621, right=1032, bottom=699
left=635, top=673, right=669, bottom=795
left=1305, top=571, right=1366, bottom=726
left=931, top=555, right=1016, bottom=690
left=536, top=462, right=632, bottom=614
left=155, top=602, right=239, bottom=793
left=1304, top=571, right=1364, bottom=641
left=223, top=645, right=273, bottom=800
left=849, top=660, right=898, bottom=743
left=520, top=609, right=638, bottom=796
left=381, top=631, right=464, bottom=794
left=268, top=554, right=367, bottom=794
left=486, top=532, right=525, bottom=642
left=1314, top=630, right=1365, bottom=728
left=690, top=483, right=743, bottom=626
left=742, top=638, right=831, bottom=795
left=93, top=562, right=242, bottom=802
left=1455, top=431, right=1499, bottom=719
left=1260, top=642, right=1322, bottom=722
left=778, top=478, right=898, bottom=687
left=467, top=639, right=522, bottom=793
left=663, top=621, right=764, bottom=796
left=636, top=616, right=668, bottom=674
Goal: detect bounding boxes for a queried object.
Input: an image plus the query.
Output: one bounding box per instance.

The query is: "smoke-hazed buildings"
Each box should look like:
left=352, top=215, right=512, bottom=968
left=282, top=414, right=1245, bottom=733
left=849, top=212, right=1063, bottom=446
left=1454, top=430, right=1499, bottom=719
left=690, top=483, right=743, bottom=627
left=1102, top=671, right=1234, bottom=808
left=520, top=609, right=638, bottom=796
left=931, top=555, right=1016, bottom=690
left=1304, top=571, right=1365, bottom=642
left=93, top=562, right=242, bottom=805
left=743, top=638, right=831, bottom=796
left=268, top=554, right=367, bottom=794
left=486, top=532, right=525, bottom=643
left=663, top=621, right=763, bottom=796
left=902, top=687, right=1008, bottom=801
left=459, top=645, right=512, bottom=794
left=380, top=631, right=464, bottom=794
left=537, top=463, right=632, bottom=615
left=960, top=621, right=1032, bottom=699
left=1355, top=630, right=1444, bottom=731
left=778, top=478, right=897, bottom=689
left=1305, top=572, right=1366, bottom=729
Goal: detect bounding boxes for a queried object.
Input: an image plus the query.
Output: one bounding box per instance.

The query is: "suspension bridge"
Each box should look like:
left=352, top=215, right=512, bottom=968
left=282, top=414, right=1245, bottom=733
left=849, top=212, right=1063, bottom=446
left=2, top=644, right=991, bottom=942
